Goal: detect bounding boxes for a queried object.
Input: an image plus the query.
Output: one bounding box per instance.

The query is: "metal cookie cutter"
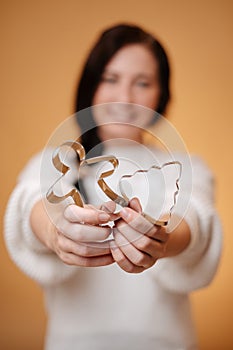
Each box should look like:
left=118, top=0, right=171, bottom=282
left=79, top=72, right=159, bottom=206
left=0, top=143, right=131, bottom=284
left=119, top=161, right=182, bottom=226
left=46, top=140, right=181, bottom=227
left=46, top=140, right=128, bottom=208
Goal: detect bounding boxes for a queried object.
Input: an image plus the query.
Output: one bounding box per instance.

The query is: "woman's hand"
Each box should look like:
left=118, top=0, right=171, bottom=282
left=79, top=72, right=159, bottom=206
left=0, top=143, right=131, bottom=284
left=31, top=200, right=117, bottom=267
left=31, top=198, right=190, bottom=270
left=110, top=198, right=169, bottom=273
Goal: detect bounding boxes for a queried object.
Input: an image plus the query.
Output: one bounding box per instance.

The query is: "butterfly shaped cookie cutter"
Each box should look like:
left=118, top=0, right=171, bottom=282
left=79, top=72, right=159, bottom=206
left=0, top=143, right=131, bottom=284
left=46, top=140, right=182, bottom=227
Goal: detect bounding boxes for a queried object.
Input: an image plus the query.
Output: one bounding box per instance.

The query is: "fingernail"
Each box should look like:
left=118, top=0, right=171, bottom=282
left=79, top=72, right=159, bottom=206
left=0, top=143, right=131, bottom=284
left=100, top=205, right=112, bottom=214
left=120, top=208, right=130, bottom=219
left=99, top=213, right=110, bottom=222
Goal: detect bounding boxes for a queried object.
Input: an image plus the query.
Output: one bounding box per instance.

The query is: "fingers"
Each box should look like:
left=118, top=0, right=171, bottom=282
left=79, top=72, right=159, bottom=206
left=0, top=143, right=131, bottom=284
left=51, top=202, right=118, bottom=267
left=56, top=233, right=112, bottom=257
left=110, top=241, right=145, bottom=273
left=57, top=251, right=114, bottom=267
left=119, top=207, right=169, bottom=242
left=99, top=201, right=116, bottom=213
left=111, top=230, right=155, bottom=269
left=52, top=228, right=114, bottom=267
left=128, top=197, right=142, bottom=213
left=120, top=207, right=155, bottom=235
left=59, top=204, right=113, bottom=242
left=56, top=217, right=112, bottom=242
left=100, top=201, right=120, bottom=221
left=110, top=203, right=169, bottom=273
left=64, top=204, right=111, bottom=225
left=115, top=222, right=166, bottom=257
left=53, top=199, right=169, bottom=270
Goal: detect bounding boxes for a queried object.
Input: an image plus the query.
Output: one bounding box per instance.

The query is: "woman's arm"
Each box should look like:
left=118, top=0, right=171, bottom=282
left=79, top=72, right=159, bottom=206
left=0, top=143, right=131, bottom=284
left=164, top=217, right=191, bottom=257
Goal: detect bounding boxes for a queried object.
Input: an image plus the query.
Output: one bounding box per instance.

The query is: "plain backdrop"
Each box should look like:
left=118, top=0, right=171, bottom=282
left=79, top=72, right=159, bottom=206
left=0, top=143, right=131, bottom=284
left=1, top=0, right=232, bottom=349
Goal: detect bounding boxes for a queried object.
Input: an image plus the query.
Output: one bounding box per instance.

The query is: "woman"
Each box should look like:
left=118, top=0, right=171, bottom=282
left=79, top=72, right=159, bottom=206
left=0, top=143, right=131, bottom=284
left=4, top=23, right=222, bottom=349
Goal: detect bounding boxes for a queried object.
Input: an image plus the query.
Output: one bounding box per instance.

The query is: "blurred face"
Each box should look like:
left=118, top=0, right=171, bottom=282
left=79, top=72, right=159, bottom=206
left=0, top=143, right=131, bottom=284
left=92, top=44, right=161, bottom=141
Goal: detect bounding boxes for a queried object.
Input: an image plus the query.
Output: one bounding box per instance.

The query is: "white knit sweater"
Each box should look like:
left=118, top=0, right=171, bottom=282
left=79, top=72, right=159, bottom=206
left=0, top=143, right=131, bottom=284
left=4, top=143, right=222, bottom=350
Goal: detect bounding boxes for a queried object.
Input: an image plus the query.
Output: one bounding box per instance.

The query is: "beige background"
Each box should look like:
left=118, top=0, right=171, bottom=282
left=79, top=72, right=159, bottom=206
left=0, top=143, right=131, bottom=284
left=1, top=0, right=232, bottom=349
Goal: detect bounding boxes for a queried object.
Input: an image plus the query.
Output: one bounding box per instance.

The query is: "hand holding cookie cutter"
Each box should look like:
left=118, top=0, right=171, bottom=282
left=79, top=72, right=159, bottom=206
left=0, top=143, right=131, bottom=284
left=46, top=141, right=181, bottom=227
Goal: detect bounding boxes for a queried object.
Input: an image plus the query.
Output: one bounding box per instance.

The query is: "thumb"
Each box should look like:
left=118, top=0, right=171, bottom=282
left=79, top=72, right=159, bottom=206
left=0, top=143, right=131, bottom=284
left=129, top=197, right=142, bottom=213
left=100, top=201, right=120, bottom=221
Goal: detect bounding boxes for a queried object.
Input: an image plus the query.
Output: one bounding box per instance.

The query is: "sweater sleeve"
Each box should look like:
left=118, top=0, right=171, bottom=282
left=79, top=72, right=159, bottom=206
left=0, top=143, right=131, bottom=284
left=4, top=150, right=78, bottom=287
left=149, top=155, right=222, bottom=294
